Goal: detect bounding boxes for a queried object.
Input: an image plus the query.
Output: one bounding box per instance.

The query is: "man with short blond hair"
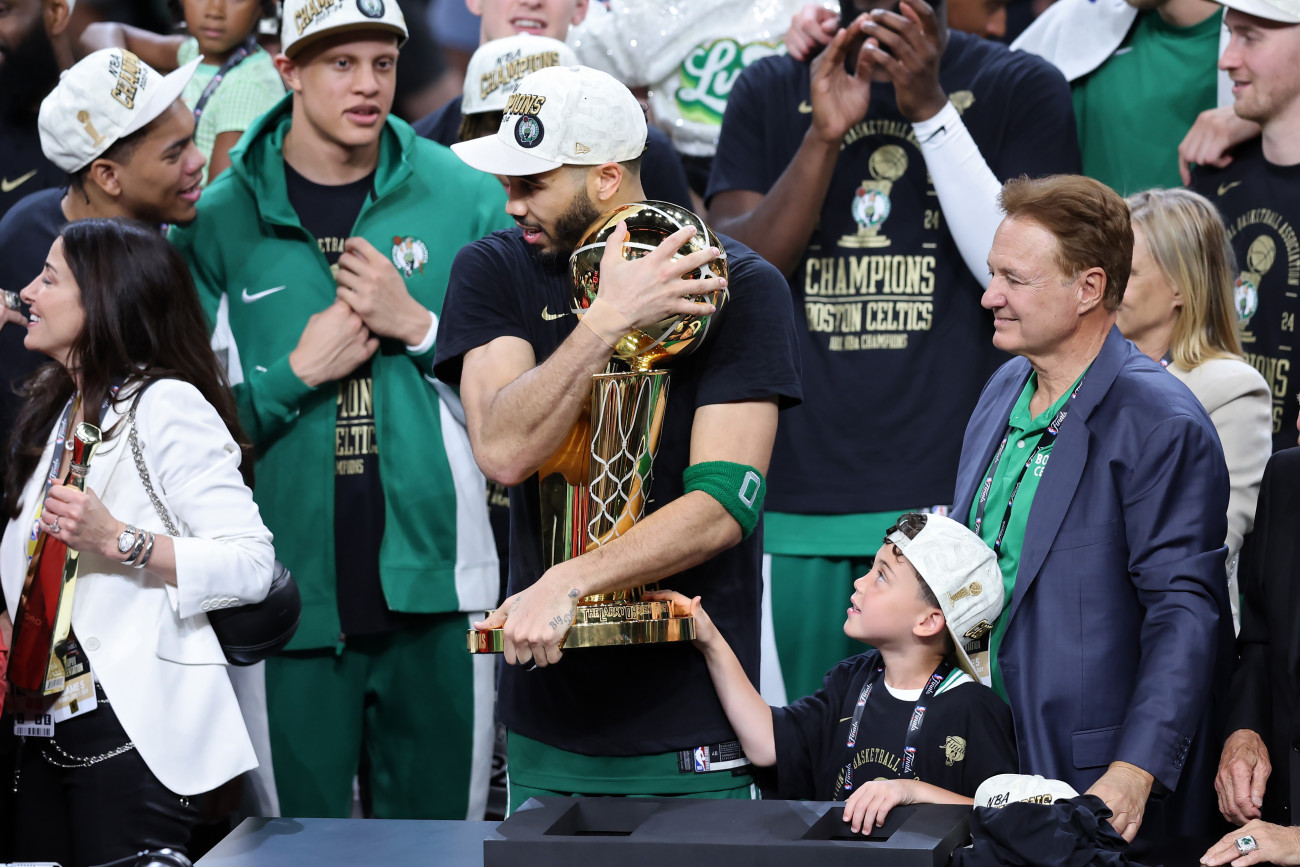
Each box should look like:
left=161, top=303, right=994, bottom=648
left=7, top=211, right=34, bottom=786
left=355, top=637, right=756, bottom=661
left=1190, top=0, right=1300, bottom=453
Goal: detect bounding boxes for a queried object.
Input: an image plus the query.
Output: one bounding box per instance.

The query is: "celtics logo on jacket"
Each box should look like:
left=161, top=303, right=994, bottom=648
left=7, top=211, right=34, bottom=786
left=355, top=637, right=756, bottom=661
left=392, top=235, right=428, bottom=277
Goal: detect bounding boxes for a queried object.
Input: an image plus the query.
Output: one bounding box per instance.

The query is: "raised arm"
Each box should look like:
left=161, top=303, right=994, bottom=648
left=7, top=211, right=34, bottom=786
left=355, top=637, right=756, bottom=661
left=78, top=22, right=184, bottom=71
left=710, top=21, right=876, bottom=277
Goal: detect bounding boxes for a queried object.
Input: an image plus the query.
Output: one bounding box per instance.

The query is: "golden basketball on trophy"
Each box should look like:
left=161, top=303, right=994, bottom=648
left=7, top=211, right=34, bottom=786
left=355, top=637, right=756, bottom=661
left=468, top=201, right=728, bottom=654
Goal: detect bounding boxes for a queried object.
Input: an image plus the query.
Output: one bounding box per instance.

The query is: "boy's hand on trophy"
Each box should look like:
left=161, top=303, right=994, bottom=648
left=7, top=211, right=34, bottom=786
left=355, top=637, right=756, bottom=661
left=584, top=221, right=723, bottom=347
left=644, top=590, right=718, bottom=647
left=336, top=237, right=430, bottom=346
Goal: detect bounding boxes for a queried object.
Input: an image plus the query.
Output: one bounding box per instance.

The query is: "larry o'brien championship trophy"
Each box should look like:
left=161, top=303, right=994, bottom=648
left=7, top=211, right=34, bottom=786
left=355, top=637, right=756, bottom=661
left=11, top=422, right=103, bottom=695
left=469, top=201, right=729, bottom=654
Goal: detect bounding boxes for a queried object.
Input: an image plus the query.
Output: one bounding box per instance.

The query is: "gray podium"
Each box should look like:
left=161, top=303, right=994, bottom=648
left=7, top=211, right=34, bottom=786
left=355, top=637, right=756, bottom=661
left=197, top=799, right=969, bottom=866
left=487, top=798, right=969, bottom=866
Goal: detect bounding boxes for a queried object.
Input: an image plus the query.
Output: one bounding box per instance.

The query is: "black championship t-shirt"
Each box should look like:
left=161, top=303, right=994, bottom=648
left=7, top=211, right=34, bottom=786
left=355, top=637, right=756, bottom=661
left=708, top=35, right=1080, bottom=514
left=414, top=94, right=696, bottom=212
left=1192, top=141, right=1300, bottom=451
left=0, top=188, right=68, bottom=483
left=0, top=109, right=63, bottom=223
left=433, top=227, right=803, bottom=756
left=284, top=162, right=397, bottom=636
left=772, top=650, right=1018, bottom=800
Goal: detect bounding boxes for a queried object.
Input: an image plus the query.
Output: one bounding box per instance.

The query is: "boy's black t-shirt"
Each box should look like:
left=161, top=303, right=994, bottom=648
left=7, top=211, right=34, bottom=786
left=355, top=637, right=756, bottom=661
left=1191, top=140, right=1300, bottom=452
left=433, top=227, right=802, bottom=756
left=772, top=650, right=1019, bottom=800
left=284, top=162, right=396, bottom=636
left=707, top=35, right=1080, bottom=515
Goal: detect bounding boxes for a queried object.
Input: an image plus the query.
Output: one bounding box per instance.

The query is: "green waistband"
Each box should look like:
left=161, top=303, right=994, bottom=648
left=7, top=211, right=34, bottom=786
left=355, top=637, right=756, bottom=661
left=507, top=731, right=754, bottom=795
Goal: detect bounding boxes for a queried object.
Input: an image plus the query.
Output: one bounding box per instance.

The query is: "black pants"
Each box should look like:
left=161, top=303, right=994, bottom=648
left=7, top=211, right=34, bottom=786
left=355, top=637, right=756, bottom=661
left=13, top=687, right=198, bottom=867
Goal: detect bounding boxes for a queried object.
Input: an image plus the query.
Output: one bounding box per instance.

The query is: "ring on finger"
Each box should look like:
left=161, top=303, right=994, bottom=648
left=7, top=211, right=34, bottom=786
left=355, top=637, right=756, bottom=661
left=1235, top=835, right=1259, bottom=855
left=49, top=517, right=61, bottom=533
left=2, top=290, right=21, bottom=310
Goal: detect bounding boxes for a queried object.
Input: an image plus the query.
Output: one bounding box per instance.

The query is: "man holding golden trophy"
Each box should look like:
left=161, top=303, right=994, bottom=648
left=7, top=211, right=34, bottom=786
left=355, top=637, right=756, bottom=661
left=435, top=66, right=802, bottom=809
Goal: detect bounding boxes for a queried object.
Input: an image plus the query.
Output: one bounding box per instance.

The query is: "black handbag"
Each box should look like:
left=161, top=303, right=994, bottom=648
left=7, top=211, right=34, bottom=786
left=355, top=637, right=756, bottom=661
left=127, top=386, right=300, bottom=665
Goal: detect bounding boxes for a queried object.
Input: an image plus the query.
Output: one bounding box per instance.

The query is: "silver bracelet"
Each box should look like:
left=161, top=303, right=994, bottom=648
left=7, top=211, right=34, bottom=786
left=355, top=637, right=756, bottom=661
left=123, top=528, right=147, bottom=565
left=134, top=531, right=156, bottom=569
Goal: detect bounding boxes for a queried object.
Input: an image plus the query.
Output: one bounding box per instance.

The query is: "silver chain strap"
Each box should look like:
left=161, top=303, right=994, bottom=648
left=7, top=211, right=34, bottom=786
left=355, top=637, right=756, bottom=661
left=128, top=400, right=179, bottom=537
left=41, top=738, right=136, bottom=769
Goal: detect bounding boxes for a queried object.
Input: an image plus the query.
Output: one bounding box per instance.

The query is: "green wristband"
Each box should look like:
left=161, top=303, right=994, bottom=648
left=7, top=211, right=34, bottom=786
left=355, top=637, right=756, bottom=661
left=683, top=461, right=766, bottom=539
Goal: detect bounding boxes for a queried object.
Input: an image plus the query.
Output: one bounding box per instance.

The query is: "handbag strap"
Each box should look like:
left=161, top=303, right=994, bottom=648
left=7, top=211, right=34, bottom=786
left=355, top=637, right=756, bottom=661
left=127, top=385, right=180, bottom=537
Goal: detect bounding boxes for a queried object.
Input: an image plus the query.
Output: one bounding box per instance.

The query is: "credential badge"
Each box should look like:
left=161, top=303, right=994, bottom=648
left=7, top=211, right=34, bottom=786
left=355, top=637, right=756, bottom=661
left=391, top=235, right=429, bottom=277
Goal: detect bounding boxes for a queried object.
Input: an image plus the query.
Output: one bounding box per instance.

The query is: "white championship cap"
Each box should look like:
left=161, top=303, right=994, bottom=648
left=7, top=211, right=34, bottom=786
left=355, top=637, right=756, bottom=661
left=281, top=0, right=409, bottom=59
left=452, top=65, right=648, bottom=177
left=39, top=49, right=200, bottom=173
left=1216, top=0, right=1300, bottom=22
left=974, top=774, right=1080, bottom=809
left=887, top=514, right=1005, bottom=687
left=463, top=35, right=578, bottom=116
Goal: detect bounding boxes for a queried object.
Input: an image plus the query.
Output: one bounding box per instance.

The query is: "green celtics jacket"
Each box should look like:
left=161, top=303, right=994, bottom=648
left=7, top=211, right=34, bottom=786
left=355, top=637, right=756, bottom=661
left=170, top=95, right=510, bottom=649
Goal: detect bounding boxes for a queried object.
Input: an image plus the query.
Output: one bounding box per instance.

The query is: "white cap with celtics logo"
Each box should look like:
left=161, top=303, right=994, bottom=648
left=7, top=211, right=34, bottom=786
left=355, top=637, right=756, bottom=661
left=38, top=48, right=201, bottom=173
left=281, top=0, right=409, bottom=59
left=1215, top=0, right=1300, bottom=22
left=451, top=65, right=648, bottom=177
left=886, top=513, right=1004, bottom=687
left=462, top=35, right=578, bottom=116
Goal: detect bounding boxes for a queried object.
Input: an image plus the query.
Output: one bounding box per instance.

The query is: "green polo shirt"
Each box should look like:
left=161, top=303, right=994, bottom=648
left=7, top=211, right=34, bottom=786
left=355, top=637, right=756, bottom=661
left=968, top=371, right=1083, bottom=701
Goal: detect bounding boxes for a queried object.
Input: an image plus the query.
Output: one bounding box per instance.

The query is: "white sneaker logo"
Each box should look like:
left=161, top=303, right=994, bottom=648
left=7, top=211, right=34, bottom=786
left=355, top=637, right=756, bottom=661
left=242, top=285, right=287, bottom=303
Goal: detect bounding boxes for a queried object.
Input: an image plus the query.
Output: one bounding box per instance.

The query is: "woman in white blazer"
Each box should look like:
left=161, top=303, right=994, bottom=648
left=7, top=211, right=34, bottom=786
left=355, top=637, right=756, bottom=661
left=1118, top=188, right=1272, bottom=634
left=0, top=220, right=274, bottom=866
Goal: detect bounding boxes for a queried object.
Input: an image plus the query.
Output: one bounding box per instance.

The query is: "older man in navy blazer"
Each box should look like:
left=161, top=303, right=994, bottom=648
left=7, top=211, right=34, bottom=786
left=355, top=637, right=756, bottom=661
left=953, top=175, right=1233, bottom=845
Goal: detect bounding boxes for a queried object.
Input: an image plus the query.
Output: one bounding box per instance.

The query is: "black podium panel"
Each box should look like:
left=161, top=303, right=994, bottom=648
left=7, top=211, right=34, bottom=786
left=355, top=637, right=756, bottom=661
left=486, top=798, right=971, bottom=867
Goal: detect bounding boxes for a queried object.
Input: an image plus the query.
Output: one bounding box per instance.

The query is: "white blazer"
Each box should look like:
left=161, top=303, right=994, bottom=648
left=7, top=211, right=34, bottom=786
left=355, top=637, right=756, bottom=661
left=1, top=379, right=274, bottom=796
left=1169, top=358, right=1272, bottom=634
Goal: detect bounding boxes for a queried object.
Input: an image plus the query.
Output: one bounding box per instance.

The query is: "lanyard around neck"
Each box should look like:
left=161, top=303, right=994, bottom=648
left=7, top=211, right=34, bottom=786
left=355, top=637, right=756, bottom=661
left=192, top=35, right=259, bottom=121
left=836, top=658, right=954, bottom=800
left=971, top=375, right=1085, bottom=555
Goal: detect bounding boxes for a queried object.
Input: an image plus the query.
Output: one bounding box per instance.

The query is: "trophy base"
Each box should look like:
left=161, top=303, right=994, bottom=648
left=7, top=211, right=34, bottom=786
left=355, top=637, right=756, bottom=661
left=467, top=601, right=696, bottom=654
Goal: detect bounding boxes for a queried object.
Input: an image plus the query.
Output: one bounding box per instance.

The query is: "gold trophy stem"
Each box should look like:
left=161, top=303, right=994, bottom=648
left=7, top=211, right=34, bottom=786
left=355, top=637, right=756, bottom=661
left=470, top=369, right=695, bottom=653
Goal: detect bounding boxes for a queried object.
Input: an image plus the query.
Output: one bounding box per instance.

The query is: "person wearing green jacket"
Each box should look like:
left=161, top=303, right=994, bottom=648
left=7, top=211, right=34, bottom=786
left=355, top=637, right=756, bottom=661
left=169, top=0, right=510, bottom=821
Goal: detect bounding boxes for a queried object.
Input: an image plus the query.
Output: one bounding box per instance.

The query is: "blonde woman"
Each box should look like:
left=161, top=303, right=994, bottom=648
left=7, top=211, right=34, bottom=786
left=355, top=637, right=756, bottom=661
left=1119, top=188, right=1272, bottom=632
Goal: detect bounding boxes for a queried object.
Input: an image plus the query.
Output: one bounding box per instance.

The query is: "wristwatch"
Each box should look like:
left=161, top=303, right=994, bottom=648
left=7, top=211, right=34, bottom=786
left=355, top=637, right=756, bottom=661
left=117, top=525, right=139, bottom=555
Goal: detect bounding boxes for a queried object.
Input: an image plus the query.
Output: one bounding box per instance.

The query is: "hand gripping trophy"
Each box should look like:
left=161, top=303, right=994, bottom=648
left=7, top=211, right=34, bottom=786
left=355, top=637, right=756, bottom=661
left=11, top=422, right=103, bottom=694
left=468, top=200, right=729, bottom=653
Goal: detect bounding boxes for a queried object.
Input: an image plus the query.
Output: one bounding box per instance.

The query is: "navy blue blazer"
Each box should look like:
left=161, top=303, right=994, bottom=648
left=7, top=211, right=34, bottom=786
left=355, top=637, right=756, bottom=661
left=952, top=326, right=1233, bottom=834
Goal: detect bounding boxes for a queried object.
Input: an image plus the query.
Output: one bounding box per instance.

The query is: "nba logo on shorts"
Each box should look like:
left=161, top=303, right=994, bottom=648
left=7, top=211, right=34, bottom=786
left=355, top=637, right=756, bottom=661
left=694, top=747, right=710, bottom=772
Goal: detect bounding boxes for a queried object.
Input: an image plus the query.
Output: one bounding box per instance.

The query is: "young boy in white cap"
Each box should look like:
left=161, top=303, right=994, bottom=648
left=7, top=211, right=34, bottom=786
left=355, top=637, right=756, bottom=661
left=654, top=512, right=1018, bottom=832
left=169, top=0, right=509, bottom=821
